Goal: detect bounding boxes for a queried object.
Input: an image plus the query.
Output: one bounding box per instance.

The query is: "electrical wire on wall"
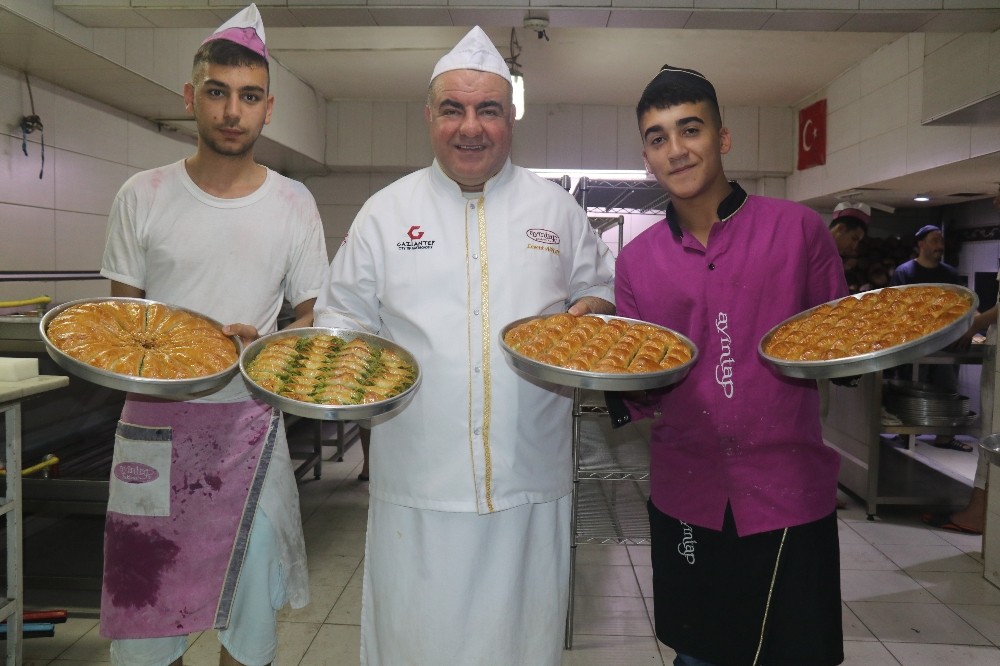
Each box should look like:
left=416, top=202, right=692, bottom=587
left=20, top=72, right=45, bottom=179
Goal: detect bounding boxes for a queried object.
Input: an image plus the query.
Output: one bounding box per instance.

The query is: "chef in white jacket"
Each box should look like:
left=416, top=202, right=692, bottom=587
left=315, top=26, right=615, bottom=666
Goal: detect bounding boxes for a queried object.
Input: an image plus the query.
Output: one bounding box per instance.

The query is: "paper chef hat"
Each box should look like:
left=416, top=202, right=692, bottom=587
left=431, top=26, right=511, bottom=84
left=202, top=3, right=268, bottom=59
left=832, top=201, right=871, bottom=225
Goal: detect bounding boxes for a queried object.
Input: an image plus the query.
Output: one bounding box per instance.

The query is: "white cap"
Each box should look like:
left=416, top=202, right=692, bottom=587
left=833, top=201, right=871, bottom=224
left=202, top=3, right=268, bottom=59
left=431, top=26, right=511, bottom=84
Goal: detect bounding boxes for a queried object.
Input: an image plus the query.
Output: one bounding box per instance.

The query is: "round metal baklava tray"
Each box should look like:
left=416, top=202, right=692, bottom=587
left=40, top=297, right=241, bottom=397
left=759, top=284, right=978, bottom=380
left=499, top=314, right=699, bottom=391
left=240, top=327, right=421, bottom=421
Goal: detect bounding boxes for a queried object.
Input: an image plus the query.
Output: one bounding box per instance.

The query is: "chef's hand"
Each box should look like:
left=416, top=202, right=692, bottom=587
left=223, top=323, right=260, bottom=346
left=568, top=296, right=614, bottom=316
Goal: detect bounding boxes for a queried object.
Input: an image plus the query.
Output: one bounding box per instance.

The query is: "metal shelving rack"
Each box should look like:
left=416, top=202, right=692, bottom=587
left=1, top=397, right=24, bottom=664
left=564, top=174, right=666, bottom=648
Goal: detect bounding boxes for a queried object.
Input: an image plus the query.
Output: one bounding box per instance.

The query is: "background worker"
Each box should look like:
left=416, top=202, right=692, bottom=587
left=829, top=201, right=869, bottom=258
left=891, top=225, right=972, bottom=452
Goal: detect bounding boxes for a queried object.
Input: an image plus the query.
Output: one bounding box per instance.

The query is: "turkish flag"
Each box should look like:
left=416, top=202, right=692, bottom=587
left=797, top=99, right=826, bottom=170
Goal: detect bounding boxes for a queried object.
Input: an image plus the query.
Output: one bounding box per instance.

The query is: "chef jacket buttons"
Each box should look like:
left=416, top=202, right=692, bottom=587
left=708, top=263, right=716, bottom=270
left=474, top=426, right=482, bottom=435
left=474, top=366, right=481, bottom=374
left=473, top=308, right=480, bottom=316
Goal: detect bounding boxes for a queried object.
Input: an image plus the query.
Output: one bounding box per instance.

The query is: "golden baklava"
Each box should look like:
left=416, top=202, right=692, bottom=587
left=504, top=313, right=693, bottom=374
left=46, top=300, right=237, bottom=379
left=245, top=334, right=416, bottom=405
left=763, top=285, right=972, bottom=362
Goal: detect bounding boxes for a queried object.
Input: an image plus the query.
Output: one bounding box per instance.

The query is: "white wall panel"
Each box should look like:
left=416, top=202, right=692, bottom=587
left=0, top=134, right=56, bottom=209
left=0, top=203, right=55, bottom=271
left=616, top=105, right=643, bottom=170
left=757, top=107, right=793, bottom=174
left=861, top=76, right=908, bottom=141
left=580, top=105, right=618, bottom=170
left=906, top=121, right=971, bottom=174
left=826, top=100, right=860, bottom=154
left=857, top=126, right=907, bottom=185
left=53, top=149, right=128, bottom=215
left=332, top=101, right=373, bottom=167
left=125, top=116, right=194, bottom=169
left=826, top=65, right=861, bottom=114
left=545, top=105, right=583, bottom=170
left=971, top=125, right=1000, bottom=158
left=51, top=89, right=129, bottom=164
left=405, top=101, right=432, bottom=168
left=511, top=105, right=548, bottom=169
left=860, top=29, right=911, bottom=96
left=721, top=106, right=759, bottom=173
left=372, top=102, right=408, bottom=168
left=55, top=210, right=107, bottom=270
left=316, top=203, right=360, bottom=239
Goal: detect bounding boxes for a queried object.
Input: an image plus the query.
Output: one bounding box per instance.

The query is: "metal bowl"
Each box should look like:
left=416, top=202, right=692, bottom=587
left=239, top=327, right=421, bottom=421
left=981, top=433, right=1000, bottom=467
left=40, top=297, right=241, bottom=396
left=499, top=314, right=699, bottom=391
left=759, top=284, right=978, bottom=379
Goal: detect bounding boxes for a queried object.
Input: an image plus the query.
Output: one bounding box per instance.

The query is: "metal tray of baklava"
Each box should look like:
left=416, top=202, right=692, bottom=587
left=40, top=297, right=241, bottom=397
left=240, top=327, right=421, bottom=421
left=499, top=314, right=698, bottom=391
left=758, top=284, right=977, bottom=380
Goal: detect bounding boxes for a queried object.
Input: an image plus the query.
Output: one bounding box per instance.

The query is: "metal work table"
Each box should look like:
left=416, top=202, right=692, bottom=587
left=823, top=347, right=990, bottom=519
left=1, top=375, right=70, bottom=664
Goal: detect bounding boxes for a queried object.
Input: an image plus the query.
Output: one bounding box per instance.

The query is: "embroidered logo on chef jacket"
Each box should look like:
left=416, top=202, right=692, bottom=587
left=526, top=228, right=561, bottom=255
left=397, top=225, right=436, bottom=250
left=715, top=311, right=735, bottom=398
left=678, top=521, right=697, bottom=564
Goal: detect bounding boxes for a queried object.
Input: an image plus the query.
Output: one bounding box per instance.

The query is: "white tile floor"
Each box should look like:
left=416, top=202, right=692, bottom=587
left=15, top=438, right=1000, bottom=666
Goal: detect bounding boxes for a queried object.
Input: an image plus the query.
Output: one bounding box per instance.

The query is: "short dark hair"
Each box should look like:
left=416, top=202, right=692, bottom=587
left=830, top=216, right=868, bottom=235
left=192, top=38, right=269, bottom=83
left=636, top=66, right=722, bottom=128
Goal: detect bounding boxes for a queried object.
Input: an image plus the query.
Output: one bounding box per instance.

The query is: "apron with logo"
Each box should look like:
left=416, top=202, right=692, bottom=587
left=99, top=394, right=279, bottom=639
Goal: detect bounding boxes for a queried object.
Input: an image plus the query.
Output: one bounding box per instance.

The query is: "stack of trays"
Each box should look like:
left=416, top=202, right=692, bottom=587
left=883, top=379, right=977, bottom=427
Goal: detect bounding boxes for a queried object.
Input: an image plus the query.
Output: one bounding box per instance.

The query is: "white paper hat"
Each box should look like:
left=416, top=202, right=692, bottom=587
left=431, top=26, right=511, bottom=84
left=202, top=3, right=268, bottom=59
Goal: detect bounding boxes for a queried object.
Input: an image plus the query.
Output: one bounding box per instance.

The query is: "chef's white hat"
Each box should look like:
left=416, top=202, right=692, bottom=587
left=431, top=26, right=511, bottom=84
left=833, top=201, right=871, bottom=224
left=202, top=3, right=268, bottom=59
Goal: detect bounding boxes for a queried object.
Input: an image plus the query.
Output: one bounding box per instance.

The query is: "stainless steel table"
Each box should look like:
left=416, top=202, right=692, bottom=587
left=0, top=375, right=69, bottom=664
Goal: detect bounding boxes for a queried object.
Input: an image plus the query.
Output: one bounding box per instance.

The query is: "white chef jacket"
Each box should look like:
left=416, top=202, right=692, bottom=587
left=316, top=159, right=615, bottom=514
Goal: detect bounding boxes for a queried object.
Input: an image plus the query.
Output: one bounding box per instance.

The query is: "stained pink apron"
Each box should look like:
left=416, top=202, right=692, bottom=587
left=99, top=394, right=278, bottom=639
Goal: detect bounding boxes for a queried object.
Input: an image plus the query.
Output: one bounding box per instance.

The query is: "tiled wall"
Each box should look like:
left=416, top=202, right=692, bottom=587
left=0, top=63, right=193, bottom=304
left=787, top=33, right=1000, bottom=204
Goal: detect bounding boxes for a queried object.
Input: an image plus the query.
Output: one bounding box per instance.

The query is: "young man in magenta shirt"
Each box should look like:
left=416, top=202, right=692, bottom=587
left=613, top=65, right=848, bottom=666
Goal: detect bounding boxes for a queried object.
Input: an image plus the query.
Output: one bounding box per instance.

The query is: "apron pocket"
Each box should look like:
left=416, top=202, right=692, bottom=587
left=108, top=421, right=173, bottom=517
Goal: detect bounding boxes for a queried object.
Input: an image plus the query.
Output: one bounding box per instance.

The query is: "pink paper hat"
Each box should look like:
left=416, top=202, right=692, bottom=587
left=832, top=201, right=871, bottom=225
left=202, top=4, right=268, bottom=59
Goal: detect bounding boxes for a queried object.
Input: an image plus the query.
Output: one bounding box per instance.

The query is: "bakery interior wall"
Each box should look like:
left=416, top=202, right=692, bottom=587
left=2, top=5, right=999, bottom=313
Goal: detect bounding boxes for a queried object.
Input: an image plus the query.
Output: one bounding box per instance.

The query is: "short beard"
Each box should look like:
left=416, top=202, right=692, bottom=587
left=200, top=133, right=255, bottom=158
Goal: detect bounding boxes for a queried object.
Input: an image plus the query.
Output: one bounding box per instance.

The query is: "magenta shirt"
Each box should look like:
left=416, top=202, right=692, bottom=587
left=616, top=185, right=848, bottom=536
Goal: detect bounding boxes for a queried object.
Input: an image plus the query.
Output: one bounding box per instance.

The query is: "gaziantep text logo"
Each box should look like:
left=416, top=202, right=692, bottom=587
left=397, top=225, right=436, bottom=250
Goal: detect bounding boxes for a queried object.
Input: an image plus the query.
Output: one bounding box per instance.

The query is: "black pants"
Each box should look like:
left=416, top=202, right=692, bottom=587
left=648, top=501, right=844, bottom=666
